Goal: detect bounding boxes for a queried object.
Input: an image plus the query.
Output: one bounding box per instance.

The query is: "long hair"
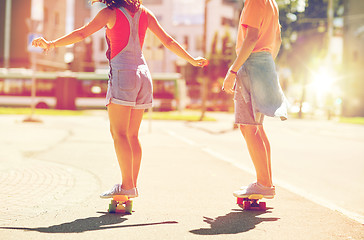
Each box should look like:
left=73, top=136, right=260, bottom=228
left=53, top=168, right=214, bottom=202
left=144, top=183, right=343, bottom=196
left=91, top=0, right=142, bottom=13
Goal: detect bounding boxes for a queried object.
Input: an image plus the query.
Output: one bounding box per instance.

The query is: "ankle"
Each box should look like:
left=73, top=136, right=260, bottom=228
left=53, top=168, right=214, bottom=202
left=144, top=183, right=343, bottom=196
left=257, top=182, right=273, bottom=188
left=121, top=183, right=135, bottom=190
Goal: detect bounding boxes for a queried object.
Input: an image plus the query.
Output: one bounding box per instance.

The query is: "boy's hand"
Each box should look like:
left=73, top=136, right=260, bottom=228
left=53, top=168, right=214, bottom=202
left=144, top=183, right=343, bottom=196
left=222, top=71, right=236, bottom=94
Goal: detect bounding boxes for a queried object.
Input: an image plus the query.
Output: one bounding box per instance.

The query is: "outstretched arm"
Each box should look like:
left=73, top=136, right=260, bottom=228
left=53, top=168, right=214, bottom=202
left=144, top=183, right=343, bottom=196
left=32, top=7, right=113, bottom=50
left=146, top=9, right=208, bottom=67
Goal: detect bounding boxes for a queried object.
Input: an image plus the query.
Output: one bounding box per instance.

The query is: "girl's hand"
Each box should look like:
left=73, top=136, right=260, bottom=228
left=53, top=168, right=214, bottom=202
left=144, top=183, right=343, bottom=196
left=32, top=37, right=51, bottom=49
left=192, top=57, right=209, bottom=68
left=32, top=37, right=54, bottom=55
left=222, top=71, right=236, bottom=94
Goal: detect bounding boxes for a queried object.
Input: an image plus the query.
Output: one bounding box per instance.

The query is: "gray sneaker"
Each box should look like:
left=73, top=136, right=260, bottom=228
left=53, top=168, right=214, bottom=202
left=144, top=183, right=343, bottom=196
left=234, top=182, right=275, bottom=199
left=240, top=182, right=255, bottom=190
left=240, top=183, right=276, bottom=190
left=100, top=184, right=138, bottom=199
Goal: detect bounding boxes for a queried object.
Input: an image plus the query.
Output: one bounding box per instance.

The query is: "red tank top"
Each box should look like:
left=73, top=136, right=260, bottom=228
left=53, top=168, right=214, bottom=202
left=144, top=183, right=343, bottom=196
left=106, top=7, right=148, bottom=60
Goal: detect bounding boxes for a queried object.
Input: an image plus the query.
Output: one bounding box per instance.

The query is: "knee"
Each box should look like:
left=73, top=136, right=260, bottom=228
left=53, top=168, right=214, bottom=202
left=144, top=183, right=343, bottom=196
left=110, top=127, right=129, bottom=142
left=128, top=132, right=139, bottom=142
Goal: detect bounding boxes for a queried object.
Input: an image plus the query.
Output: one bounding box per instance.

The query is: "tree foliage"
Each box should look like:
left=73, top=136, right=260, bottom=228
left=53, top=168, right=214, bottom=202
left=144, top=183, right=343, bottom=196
left=278, top=0, right=343, bottom=82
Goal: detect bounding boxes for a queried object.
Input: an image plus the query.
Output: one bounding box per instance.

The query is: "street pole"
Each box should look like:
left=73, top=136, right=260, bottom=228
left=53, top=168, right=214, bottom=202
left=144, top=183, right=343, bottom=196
left=199, top=0, right=210, bottom=121
left=327, top=0, right=334, bottom=120
left=26, top=52, right=37, bottom=120
left=327, top=0, right=334, bottom=60
left=23, top=42, right=41, bottom=123
left=4, top=0, right=12, bottom=68
left=24, top=18, right=42, bottom=123
left=203, top=0, right=209, bottom=74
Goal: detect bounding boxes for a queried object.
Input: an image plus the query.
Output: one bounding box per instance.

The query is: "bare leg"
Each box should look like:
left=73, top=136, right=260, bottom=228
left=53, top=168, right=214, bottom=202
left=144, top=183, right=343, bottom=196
left=108, top=103, right=134, bottom=190
left=239, top=124, right=272, bottom=187
left=258, top=125, right=272, bottom=186
left=128, top=108, right=145, bottom=186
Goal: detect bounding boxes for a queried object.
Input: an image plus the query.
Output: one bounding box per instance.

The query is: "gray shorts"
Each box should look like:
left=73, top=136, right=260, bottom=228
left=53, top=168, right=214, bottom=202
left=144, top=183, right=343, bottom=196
left=234, top=80, right=264, bottom=125
left=106, top=66, right=153, bottom=109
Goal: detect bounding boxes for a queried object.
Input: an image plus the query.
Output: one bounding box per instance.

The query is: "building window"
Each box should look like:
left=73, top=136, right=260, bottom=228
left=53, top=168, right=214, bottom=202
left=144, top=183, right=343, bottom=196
left=85, top=0, right=91, bottom=8
left=55, top=12, right=60, bottom=25
left=155, top=15, right=163, bottom=22
left=44, top=7, right=48, bottom=23
left=100, top=39, right=105, bottom=52
left=223, top=0, right=239, bottom=4
left=353, top=51, right=358, bottom=62
left=221, top=17, right=234, bottom=27
left=196, top=35, right=203, bottom=51
left=184, top=36, right=189, bottom=51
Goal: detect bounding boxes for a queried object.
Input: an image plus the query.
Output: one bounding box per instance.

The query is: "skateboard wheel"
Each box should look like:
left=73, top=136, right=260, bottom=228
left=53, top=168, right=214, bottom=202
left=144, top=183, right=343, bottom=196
left=243, top=201, right=251, bottom=210
left=116, top=205, right=126, bottom=211
left=125, top=200, right=133, bottom=214
left=259, top=202, right=266, bottom=210
left=237, top=198, right=244, bottom=205
left=108, top=203, right=116, bottom=213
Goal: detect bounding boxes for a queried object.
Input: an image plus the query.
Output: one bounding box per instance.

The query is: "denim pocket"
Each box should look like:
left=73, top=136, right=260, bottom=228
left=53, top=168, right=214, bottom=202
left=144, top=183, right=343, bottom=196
left=117, top=70, right=136, bottom=91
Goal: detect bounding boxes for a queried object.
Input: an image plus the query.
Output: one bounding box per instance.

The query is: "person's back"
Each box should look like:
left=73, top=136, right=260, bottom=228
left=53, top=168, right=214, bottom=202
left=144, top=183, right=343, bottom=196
left=106, top=6, right=148, bottom=62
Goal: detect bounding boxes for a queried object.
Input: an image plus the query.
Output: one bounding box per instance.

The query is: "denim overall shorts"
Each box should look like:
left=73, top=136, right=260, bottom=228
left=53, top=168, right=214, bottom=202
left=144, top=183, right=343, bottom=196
left=106, top=7, right=153, bottom=109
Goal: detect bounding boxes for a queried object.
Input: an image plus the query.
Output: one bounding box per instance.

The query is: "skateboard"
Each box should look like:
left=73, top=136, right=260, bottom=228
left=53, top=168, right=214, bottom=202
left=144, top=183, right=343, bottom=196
left=108, top=195, right=133, bottom=214
left=236, top=194, right=266, bottom=211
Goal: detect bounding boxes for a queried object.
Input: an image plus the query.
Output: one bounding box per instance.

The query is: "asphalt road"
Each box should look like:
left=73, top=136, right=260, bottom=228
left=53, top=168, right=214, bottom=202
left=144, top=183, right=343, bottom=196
left=0, top=112, right=363, bottom=240
left=167, top=113, right=364, bottom=223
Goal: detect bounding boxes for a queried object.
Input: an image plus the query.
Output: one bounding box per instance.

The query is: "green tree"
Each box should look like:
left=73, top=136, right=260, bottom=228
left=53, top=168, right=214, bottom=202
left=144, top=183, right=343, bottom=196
left=277, top=0, right=343, bottom=118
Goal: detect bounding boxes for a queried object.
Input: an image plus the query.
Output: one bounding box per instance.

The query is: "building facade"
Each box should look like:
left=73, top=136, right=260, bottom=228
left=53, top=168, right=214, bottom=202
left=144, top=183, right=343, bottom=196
left=91, top=0, right=241, bottom=73
left=0, top=0, right=32, bottom=68
left=39, top=0, right=93, bottom=72
left=0, top=0, right=93, bottom=72
left=37, top=0, right=68, bottom=71
left=342, top=0, right=364, bottom=116
left=1, top=0, right=240, bottom=72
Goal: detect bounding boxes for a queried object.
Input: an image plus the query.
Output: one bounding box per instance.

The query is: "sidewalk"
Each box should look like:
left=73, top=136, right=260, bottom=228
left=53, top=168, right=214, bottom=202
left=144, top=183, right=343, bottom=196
left=0, top=113, right=363, bottom=240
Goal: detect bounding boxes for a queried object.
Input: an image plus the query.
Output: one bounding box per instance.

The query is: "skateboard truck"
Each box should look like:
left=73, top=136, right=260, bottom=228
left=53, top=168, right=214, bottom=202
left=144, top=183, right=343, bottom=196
left=237, top=194, right=266, bottom=211
left=108, top=195, right=133, bottom=214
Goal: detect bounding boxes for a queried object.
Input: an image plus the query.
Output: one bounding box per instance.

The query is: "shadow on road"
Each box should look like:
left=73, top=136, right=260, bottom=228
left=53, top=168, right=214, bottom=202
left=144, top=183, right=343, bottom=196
left=185, top=122, right=238, bottom=135
left=0, top=213, right=178, bottom=233
left=190, top=208, right=279, bottom=235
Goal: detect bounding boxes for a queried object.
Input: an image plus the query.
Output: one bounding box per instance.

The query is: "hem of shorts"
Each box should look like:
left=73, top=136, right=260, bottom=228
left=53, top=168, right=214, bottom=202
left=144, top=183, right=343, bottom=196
left=235, top=122, right=263, bottom=126
left=106, top=98, right=152, bottom=109
left=108, top=98, right=135, bottom=107
left=134, top=103, right=153, bottom=109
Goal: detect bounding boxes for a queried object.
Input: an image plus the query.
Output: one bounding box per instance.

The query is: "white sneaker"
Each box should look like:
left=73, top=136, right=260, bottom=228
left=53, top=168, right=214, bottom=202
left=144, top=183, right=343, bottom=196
left=234, top=182, right=275, bottom=199
left=100, top=184, right=138, bottom=199
left=240, top=182, right=255, bottom=190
